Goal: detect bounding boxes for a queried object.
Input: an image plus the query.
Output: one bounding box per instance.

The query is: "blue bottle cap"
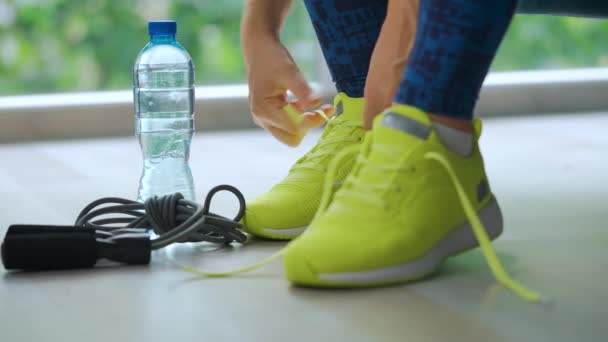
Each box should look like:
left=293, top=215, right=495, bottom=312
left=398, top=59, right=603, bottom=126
left=148, top=20, right=177, bottom=35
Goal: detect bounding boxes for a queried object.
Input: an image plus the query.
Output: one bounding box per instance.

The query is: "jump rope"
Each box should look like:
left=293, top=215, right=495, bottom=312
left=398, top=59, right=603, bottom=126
left=0, top=104, right=315, bottom=272
left=1, top=186, right=247, bottom=270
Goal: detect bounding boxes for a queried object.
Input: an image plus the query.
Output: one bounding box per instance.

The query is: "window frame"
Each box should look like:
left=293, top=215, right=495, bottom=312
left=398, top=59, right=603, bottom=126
left=1, top=67, right=608, bottom=143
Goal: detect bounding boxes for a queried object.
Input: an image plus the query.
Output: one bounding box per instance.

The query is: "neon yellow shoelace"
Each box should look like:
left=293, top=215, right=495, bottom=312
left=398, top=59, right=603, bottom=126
left=335, top=144, right=417, bottom=210
left=291, top=114, right=363, bottom=173
left=424, top=151, right=541, bottom=302
left=185, top=134, right=542, bottom=303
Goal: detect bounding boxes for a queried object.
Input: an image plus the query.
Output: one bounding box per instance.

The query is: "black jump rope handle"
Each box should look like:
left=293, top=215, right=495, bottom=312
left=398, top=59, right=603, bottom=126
left=1, top=225, right=150, bottom=271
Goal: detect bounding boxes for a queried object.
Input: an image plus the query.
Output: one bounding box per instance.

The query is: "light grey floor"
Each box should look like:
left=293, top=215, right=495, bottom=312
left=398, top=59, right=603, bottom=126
left=1, top=113, right=607, bottom=342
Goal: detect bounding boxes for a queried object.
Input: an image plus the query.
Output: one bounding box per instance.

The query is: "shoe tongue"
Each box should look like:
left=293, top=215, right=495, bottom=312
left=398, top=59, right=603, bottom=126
left=372, top=105, right=432, bottom=146
left=332, top=92, right=363, bottom=123
left=348, top=105, right=432, bottom=191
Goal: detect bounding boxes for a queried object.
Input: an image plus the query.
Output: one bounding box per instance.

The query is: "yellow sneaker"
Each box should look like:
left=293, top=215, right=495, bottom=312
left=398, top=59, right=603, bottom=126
left=284, top=105, right=539, bottom=301
left=243, top=93, right=365, bottom=240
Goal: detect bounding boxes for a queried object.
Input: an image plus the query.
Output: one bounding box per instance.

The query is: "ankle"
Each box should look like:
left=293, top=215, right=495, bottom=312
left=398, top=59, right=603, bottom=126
left=362, top=104, right=387, bottom=130
left=429, top=114, right=473, bottom=133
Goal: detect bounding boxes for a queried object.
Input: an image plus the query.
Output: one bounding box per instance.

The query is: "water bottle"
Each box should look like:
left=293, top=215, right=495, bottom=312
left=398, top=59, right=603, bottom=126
left=133, top=20, right=195, bottom=201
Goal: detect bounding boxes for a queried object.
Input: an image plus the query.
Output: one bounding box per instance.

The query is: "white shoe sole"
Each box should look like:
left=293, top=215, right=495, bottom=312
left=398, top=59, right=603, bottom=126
left=262, top=226, right=307, bottom=238
left=317, top=197, right=503, bottom=284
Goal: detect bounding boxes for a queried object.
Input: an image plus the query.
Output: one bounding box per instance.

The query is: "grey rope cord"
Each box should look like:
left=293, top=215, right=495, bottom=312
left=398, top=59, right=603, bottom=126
left=74, top=185, right=247, bottom=249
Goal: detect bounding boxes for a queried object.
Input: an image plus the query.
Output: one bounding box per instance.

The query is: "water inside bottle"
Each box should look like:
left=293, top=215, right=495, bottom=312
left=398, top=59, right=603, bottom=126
left=135, top=62, right=195, bottom=201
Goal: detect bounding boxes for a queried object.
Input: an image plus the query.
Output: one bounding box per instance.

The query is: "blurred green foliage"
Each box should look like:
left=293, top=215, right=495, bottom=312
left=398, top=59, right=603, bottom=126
left=0, top=0, right=606, bottom=95
left=0, top=0, right=315, bottom=95
left=495, top=15, right=608, bottom=70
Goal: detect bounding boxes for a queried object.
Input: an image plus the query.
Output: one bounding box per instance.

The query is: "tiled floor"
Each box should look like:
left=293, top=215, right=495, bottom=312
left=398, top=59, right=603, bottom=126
left=1, top=113, right=607, bottom=342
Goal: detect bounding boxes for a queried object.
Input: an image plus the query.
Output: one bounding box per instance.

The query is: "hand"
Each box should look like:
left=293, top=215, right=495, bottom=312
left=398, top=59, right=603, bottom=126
left=243, top=35, right=332, bottom=146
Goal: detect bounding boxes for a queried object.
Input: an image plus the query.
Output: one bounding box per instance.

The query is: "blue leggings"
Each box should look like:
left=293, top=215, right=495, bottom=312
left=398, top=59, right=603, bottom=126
left=304, top=0, right=517, bottom=120
left=303, top=0, right=387, bottom=98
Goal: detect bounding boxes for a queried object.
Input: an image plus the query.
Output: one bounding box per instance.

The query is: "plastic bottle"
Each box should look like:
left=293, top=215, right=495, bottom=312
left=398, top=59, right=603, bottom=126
left=133, top=20, right=195, bottom=201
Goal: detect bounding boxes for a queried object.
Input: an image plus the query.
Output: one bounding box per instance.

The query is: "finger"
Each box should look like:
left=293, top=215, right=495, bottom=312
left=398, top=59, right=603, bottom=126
left=318, top=104, right=335, bottom=118
left=253, top=100, right=300, bottom=135
left=265, top=124, right=304, bottom=147
left=299, top=105, right=335, bottom=130
left=282, top=70, right=322, bottom=108
left=286, top=102, right=333, bottom=127
left=290, top=97, right=324, bottom=112
left=251, top=114, right=263, bottom=128
left=299, top=113, right=326, bottom=130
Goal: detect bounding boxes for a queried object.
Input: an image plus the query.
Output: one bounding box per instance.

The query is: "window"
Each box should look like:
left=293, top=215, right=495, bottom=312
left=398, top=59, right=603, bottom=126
left=494, top=15, right=608, bottom=71
left=2, top=1, right=607, bottom=96
left=0, top=0, right=316, bottom=96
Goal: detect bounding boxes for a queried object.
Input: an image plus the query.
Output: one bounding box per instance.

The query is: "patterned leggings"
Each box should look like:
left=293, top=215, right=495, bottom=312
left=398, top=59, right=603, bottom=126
left=304, top=0, right=517, bottom=120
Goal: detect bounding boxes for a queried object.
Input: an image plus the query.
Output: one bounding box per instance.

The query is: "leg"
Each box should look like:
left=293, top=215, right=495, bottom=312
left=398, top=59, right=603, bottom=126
left=394, top=0, right=518, bottom=130
left=304, top=0, right=388, bottom=97
left=363, top=0, right=418, bottom=129
left=307, top=0, right=419, bottom=129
